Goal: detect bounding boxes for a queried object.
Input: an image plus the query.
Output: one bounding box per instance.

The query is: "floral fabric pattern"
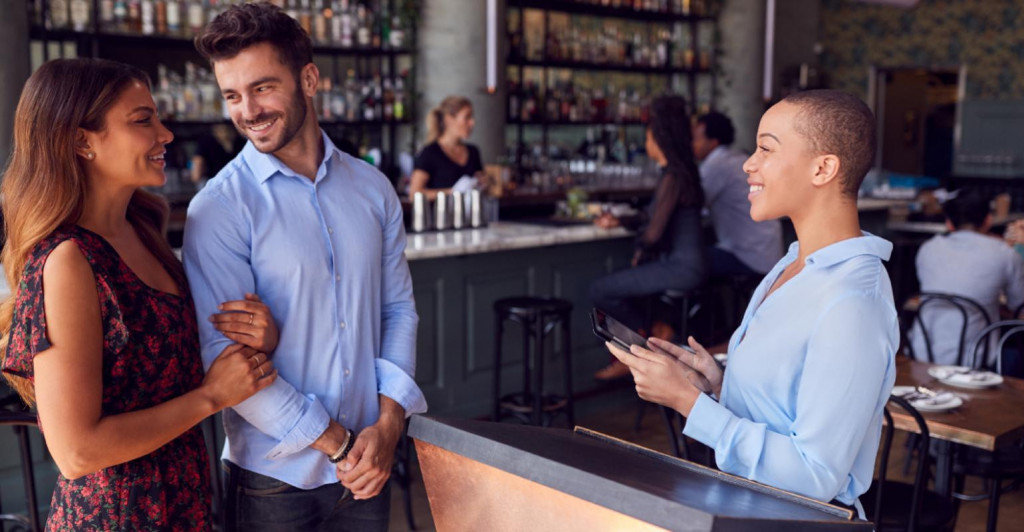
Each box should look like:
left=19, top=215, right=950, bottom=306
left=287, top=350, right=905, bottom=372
left=2, top=225, right=211, bottom=531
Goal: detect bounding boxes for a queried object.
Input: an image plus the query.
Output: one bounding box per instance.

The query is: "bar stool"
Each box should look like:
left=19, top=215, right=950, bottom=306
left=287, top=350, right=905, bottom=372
left=492, top=297, right=574, bottom=427
left=0, top=406, right=42, bottom=532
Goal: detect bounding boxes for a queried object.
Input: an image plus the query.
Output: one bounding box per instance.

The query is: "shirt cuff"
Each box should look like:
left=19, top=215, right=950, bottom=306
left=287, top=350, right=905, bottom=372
left=264, top=394, right=331, bottom=460
left=682, top=393, right=731, bottom=448
left=375, top=358, right=428, bottom=417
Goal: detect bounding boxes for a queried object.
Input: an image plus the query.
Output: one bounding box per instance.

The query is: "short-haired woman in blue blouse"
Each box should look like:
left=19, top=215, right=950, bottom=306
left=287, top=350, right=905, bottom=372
left=607, top=90, right=898, bottom=519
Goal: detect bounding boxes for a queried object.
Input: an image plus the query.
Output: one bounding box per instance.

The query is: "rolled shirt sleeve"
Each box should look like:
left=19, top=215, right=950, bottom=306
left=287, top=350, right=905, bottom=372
left=376, top=181, right=427, bottom=416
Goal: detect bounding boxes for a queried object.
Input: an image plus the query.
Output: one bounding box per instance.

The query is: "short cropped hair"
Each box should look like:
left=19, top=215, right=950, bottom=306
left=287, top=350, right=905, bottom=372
left=943, top=189, right=991, bottom=229
left=782, top=90, right=877, bottom=198
left=194, top=2, right=312, bottom=78
left=696, top=111, right=735, bottom=146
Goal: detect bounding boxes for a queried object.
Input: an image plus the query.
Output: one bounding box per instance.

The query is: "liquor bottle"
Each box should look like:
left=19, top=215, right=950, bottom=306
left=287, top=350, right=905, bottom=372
left=393, top=75, right=405, bottom=120
left=166, top=0, right=182, bottom=35
left=382, top=77, right=394, bottom=121
left=127, top=0, right=141, bottom=33
left=389, top=15, right=404, bottom=49
left=338, top=0, right=353, bottom=47
left=155, top=0, right=167, bottom=35
left=355, top=3, right=370, bottom=48
left=49, top=0, right=70, bottom=30
left=99, top=0, right=115, bottom=30
left=313, top=0, right=329, bottom=44
left=188, top=0, right=205, bottom=36
left=113, top=0, right=128, bottom=32
left=329, top=0, right=343, bottom=45
left=141, top=0, right=155, bottom=34
left=70, top=0, right=91, bottom=31
left=298, top=0, right=313, bottom=36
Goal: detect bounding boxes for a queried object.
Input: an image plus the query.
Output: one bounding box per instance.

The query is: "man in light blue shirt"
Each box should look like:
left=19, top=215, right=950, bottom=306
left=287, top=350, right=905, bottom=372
left=693, top=112, right=783, bottom=276
left=910, top=190, right=1024, bottom=367
left=607, top=90, right=897, bottom=517
left=186, top=4, right=425, bottom=530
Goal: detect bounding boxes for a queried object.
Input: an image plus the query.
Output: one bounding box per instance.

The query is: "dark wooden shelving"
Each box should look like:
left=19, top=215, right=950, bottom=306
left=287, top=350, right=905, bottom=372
left=516, top=0, right=714, bottom=23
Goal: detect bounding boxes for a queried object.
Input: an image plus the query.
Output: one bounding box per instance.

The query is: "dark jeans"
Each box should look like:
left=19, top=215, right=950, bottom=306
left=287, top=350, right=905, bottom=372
left=589, top=255, right=705, bottom=332
left=225, top=462, right=390, bottom=532
left=707, top=246, right=759, bottom=278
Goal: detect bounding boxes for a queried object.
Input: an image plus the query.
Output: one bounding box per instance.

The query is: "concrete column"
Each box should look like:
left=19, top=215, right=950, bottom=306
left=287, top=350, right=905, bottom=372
left=0, top=1, right=31, bottom=171
left=417, top=0, right=505, bottom=163
left=716, top=0, right=766, bottom=153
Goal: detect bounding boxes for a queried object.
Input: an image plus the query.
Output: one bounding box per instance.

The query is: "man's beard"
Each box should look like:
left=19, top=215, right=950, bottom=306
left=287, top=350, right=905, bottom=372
left=235, top=87, right=308, bottom=154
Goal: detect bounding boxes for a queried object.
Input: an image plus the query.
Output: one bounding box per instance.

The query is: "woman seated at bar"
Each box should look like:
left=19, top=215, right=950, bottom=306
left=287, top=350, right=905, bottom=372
left=590, top=95, right=707, bottom=380
left=606, top=90, right=898, bottom=517
left=909, top=189, right=1024, bottom=368
left=0, top=58, right=280, bottom=530
left=408, top=95, right=484, bottom=200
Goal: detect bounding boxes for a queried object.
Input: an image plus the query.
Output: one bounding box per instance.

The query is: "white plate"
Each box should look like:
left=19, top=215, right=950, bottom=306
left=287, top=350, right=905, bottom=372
left=891, top=386, right=964, bottom=412
left=926, top=366, right=1004, bottom=389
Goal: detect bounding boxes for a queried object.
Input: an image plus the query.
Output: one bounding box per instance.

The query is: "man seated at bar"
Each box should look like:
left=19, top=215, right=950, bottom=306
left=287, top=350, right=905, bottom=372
left=908, top=189, right=1024, bottom=368
left=606, top=90, right=898, bottom=517
left=408, top=95, right=484, bottom=201
left=692, top=111, right=783, bottom=277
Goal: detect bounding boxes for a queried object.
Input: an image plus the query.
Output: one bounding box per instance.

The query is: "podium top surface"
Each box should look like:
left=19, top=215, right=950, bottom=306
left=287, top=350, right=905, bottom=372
left=410, top=416, right=871, bottom=531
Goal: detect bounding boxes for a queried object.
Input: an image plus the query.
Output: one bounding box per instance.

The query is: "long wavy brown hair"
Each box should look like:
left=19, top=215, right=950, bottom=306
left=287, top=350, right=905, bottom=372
left=1, top=58, right=184, bottom=406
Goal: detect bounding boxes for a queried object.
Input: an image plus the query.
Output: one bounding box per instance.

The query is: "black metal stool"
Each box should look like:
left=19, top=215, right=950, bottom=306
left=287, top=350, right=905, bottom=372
left=492, top=297, right=574, bottom=427
left=0, top=408, right=42, bottom=532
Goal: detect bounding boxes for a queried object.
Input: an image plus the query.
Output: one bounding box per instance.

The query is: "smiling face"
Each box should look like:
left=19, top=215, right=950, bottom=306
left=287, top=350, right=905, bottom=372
left=213, top=42, right=313, bottom=154
left=742, top=101, right=822, bottom=222
left=80, top=81, right=173, bottom=190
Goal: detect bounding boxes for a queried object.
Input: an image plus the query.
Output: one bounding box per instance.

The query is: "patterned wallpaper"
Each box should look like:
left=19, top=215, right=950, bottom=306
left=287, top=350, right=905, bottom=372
left=819, top=0, right=1024, bottom=100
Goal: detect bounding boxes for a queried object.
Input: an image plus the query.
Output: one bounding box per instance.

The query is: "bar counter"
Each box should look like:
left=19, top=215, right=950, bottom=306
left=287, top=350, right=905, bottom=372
left=405, top=222, right=633, bottom=261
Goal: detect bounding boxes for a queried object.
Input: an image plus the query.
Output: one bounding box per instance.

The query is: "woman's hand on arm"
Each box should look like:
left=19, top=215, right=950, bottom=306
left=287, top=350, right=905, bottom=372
left=209, top=293, right=279, bottom=353
left=33, top=241, right=276, bottom=480
left=605, top=340, right=704, bottom=416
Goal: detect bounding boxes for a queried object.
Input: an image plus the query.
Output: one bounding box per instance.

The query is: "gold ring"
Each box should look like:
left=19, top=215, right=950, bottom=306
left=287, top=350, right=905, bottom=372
left=248, top=313, right=254, bottom=326
left=258, top=366, right=265, bottom=378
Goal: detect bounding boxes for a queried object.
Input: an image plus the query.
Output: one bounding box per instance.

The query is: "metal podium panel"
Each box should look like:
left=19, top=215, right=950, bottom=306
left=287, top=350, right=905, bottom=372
left=409, top=415, right=872, bottom=532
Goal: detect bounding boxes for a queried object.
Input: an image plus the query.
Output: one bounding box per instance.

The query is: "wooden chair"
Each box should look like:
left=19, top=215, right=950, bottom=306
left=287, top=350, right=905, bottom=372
left=862, top=395, right=957, bottom=531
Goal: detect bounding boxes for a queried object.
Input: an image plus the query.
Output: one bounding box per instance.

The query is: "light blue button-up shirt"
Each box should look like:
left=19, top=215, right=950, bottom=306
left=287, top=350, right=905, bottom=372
left=683, top=234, right=898, bottom=505
left=182, top=131, right=427, bottom=489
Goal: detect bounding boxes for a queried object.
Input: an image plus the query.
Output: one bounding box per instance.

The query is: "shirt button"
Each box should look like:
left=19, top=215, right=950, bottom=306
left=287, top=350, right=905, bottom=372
left=335, top=275, right=341, bottom=281
left=341, top=414, right=347, bottom=420
left=344, top=368, right=351, bottom=376
left=339, top=321, right=346, bottom=329
left=328, top=227, right=334, bottom=234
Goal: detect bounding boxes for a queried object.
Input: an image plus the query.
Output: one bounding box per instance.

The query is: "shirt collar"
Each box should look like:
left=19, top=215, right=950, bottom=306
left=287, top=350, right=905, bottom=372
left=783, top=232, right=893, bottom=268
left=241, top=129, right=342, bottom=184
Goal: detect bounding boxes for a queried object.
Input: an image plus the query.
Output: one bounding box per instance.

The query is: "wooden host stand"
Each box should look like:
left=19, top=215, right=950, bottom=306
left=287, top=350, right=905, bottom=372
left=409, top=416, right=872, bottom=531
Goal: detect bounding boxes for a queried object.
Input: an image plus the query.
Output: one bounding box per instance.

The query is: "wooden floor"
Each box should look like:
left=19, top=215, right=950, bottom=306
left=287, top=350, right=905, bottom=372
left=388, top=393, right=1024, bottom=531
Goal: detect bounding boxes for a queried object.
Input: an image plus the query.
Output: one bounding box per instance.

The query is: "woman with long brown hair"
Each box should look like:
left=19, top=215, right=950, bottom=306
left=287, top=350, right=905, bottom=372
left=0, top=58, right=278, bottom=530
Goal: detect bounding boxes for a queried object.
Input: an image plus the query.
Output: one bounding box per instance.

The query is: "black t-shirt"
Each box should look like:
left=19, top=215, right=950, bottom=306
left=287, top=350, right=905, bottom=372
left=413, top=141, right=483, bottom=189
left=194, top=132, right=245, bottom=179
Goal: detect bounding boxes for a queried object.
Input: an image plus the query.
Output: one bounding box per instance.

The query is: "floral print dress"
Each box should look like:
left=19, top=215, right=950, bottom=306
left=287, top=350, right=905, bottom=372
left=2, top=225, right=211, bottom=531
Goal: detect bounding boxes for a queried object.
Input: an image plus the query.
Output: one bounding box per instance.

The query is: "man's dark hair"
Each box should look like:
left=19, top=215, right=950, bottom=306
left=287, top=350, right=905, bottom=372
left=697, top=111, right=735, bottom=146
left=943, top=189, right=991, bottom=229
left=781, top=89, right=877, bottom=198
left=194, top=2, right=312, bottom=78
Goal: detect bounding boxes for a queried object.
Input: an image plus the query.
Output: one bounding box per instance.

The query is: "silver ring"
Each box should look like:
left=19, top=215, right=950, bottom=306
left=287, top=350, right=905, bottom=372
left=258, top=366, right=265, bottom=378
left=248, top=313, right=254, bottom=326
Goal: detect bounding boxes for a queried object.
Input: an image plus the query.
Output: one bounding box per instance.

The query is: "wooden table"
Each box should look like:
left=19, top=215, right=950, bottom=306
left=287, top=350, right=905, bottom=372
left=891, top=357, right=1024, bottom=498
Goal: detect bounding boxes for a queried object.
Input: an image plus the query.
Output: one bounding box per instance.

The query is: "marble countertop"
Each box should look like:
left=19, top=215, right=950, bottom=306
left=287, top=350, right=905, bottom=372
left=405, top=222, right=633, bottom=261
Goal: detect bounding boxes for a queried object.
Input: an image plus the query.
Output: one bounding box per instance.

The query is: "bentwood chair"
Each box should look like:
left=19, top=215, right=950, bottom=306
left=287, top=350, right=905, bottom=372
left=948, top=320, right=1024, bottom=532
left=861, top=395, right=957, bottom=532
left=905, top=292, right=992, bottom=367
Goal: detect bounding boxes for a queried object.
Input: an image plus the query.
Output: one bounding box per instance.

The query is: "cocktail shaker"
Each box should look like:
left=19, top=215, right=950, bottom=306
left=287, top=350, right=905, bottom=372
left=452, top=191, right=466, bottom=229
left=470, top=190, right=484, bottom=228
left=435, top=191, right=451, bottom=231
left=411, top=192, right=430, bottom=232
